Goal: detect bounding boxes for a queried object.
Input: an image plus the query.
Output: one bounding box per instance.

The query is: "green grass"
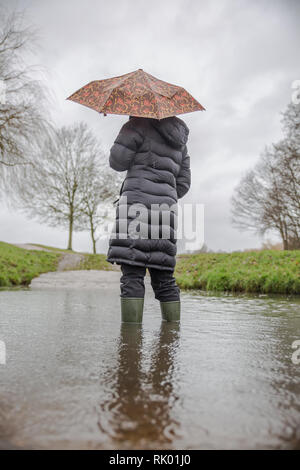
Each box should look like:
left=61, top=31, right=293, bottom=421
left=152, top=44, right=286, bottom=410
left=1, top=241, right=299, bottom=295
left=0, top=241, right=60, bottom=287
left=76, top=253, right=118, bottom=271
left=175, top=250, right=300, bottom=295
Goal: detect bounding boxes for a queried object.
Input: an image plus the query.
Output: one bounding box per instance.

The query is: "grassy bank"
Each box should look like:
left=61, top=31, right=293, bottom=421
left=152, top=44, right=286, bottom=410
left=175, top=250, right=300, bottom=295
left=1, top=242, right=299, bottom=294
left=0, top=242, right=60, bottom=287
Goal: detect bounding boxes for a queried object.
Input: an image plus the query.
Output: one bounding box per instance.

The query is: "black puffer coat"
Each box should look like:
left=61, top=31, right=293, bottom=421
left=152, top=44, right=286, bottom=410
left=106, top=116, right=191, bottom=271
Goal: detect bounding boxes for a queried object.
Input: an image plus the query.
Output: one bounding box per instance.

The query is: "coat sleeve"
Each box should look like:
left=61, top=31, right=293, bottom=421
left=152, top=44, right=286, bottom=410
left=109, top=120, right=144, bottom=172
left=176, top=145, right=191, bottom=199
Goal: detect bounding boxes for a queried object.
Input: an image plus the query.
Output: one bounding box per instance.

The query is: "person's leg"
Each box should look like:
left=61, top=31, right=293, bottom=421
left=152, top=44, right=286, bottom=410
left=120, top=264, right=146, bottom=323
left=120, top=264, right=146, bottom=298
left=149, top=268, right=181, bottom=322
left=149, top=267, right=180, bottom=302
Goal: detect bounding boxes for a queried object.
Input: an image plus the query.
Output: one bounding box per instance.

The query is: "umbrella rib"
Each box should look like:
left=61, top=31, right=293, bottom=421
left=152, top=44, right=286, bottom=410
left=151, top=91, right=162, bottom=120
left=140, top=72, right=162, bottom=119
left=100, top=89, right=114, bottom=114
left=143, top=72, right=179, bottom=98
left=144, top=73, right=162, bottom=97
left=99, top=70, right=136, bottom=96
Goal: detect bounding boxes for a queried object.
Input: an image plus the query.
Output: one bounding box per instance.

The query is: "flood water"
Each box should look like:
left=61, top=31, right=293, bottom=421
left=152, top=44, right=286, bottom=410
left=0, top=276, right=300, bottom=449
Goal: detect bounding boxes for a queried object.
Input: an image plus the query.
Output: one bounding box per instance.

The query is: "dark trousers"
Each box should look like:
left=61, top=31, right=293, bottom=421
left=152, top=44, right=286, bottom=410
left=120, top=264, right=180, bottom=302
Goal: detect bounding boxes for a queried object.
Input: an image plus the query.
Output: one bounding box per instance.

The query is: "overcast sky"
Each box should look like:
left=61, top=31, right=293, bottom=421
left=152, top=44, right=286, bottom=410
left=0, top=0, right=299, bottom=252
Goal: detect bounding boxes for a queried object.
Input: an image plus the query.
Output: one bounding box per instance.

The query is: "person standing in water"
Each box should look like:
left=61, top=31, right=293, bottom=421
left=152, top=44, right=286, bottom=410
left=107, top=115, right=191, bottom=323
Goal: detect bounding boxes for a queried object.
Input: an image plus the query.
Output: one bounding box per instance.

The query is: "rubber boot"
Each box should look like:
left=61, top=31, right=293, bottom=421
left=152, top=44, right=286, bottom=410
left=121, top=297, right=144, bottom=323
left=160, top=301, right=181, bottom=322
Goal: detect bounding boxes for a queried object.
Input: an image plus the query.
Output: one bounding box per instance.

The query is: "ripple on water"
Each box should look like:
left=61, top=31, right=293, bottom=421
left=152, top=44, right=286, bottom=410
left=0, top=287, right=299, bottom=449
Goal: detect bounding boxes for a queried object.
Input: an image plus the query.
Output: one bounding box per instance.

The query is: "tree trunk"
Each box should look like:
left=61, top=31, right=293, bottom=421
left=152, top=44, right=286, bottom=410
left=92, top=235, right=96, bottom=254
left=283, top=238, right=289, bottom=250
left=90, top=218, right=96, bottom=254
left=280, top=229, right=288, bottom=250
left=278, top=220, right=289, bottom=250
left=68, top=215, right=73, bottom=251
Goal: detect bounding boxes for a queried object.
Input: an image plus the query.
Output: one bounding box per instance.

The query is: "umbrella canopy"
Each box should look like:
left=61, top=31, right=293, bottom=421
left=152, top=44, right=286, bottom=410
left=66, top=69, right=205, bottom=119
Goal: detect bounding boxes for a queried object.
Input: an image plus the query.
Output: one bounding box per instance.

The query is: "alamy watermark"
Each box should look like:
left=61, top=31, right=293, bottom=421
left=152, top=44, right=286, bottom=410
left=95, top=198, right=205, bottom=252
left=0, top=79, right=6, bottom=105
left=0, top=340, right=6, bottom=365
left=291, top=80, right=300, bottom=105
left=291, top=340, right=300, bottom=365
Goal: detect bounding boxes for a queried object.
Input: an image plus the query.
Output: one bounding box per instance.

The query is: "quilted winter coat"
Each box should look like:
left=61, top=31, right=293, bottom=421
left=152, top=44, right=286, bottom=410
left=106, top=116, right=191, bottom=271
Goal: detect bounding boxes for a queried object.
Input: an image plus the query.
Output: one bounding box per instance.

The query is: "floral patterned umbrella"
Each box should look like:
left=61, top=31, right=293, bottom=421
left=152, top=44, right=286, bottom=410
left=66, top=69, right=205, bottom=119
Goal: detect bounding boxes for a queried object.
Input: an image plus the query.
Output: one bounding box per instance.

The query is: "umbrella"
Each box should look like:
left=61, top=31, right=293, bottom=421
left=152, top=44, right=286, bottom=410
left=66, top=68, right=205, bottom=119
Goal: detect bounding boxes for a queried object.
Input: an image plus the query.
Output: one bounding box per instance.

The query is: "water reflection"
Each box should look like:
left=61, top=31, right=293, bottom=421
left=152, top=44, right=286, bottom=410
left=0, top=289, right=299, bottom=449
left=98, top=322, right=181, bottom=449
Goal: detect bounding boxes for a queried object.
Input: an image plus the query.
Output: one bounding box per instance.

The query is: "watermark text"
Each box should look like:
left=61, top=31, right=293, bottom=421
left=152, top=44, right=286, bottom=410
left=0, top=340, right=6, bottom=365
left=291, top=80, right=300, bottom=104
left=291, top=340, right=300, bottom=365
left=0, top=79, right=6, bottom=105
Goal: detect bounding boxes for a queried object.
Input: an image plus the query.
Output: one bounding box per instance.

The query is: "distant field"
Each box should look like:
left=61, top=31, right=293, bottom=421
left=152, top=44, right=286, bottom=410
left=175, top=250, right=300, bottom=295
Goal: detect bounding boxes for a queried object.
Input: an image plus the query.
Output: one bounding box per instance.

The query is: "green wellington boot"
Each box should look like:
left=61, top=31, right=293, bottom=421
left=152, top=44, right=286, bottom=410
left=160, top=301, right=181, bottom=322
left=121, top=297, right=144, bottom=323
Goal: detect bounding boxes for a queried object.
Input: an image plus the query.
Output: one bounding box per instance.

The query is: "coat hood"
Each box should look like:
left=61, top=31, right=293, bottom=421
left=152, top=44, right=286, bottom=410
left=150, top=116, right=189, bottom=148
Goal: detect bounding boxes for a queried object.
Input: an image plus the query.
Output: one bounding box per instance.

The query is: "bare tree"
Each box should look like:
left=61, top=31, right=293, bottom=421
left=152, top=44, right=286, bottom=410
left=279, top=102, right=300, bottom=248
left=231, top=102, right=300, bottom=250
left=17, top=122, right=105, bottom=251
left=78, top=158, right=121, bottom=254
left=272, top=141, right=300, bottom=247
left=0, top=8, right=52, bottom=191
